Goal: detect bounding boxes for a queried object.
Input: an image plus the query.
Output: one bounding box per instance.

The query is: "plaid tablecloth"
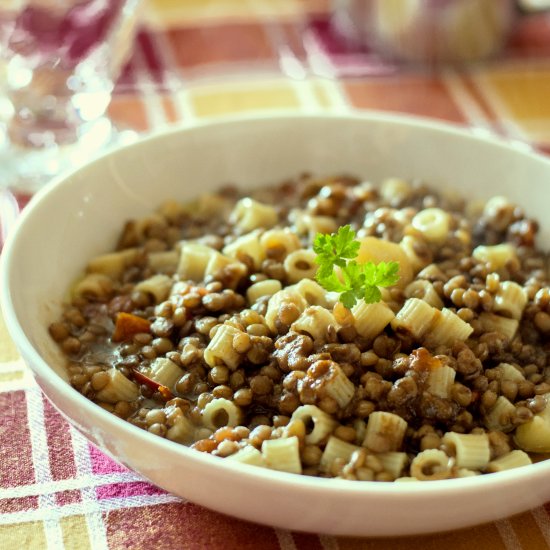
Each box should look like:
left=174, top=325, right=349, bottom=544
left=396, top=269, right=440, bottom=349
left=2, top=1, right=550, bottom=548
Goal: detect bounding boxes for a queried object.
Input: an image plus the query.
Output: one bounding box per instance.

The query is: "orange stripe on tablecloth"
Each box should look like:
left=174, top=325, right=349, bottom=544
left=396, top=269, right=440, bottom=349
left=336, top=521, right=506, bottom=550
left=0, top=521, right=47, bottom=550
left=508, top=512, right=548, bottom=550
left=342, top=76, right=466, bottom=123
left=104, top=502, right=281, bottom=550
left=108, top=96, right=150, bottom=133
left=60, top=515, right=92, bottom=550
left=190, top=83, right=300, bottom=117
left=0, top=391, right=35, bottom=489
left=161, top=95, right=180, bottom=123
left=166, top=24, right=275, bottom=69
left=43, top=396, right=77, bottom=481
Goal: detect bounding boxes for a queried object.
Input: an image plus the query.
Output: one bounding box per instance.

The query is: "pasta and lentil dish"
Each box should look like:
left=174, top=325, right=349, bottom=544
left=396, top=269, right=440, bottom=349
left=50, top=175, right=550, bottom=481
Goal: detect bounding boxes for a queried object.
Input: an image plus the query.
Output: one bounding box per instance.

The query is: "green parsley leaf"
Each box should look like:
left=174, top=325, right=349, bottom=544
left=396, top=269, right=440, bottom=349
left=314, top=225, right=400, bottom=308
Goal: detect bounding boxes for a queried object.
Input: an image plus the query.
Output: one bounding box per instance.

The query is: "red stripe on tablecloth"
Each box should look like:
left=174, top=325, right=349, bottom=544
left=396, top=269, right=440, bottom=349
left=343, top=76, right=467, bottom=123
left=292, top=531, right=324, bottom=549
left=506, top=13, right=550, bottom=59
left=167, top=23, right=276, bottom=70
left=96, top=481, right=166, bottom=500
left=0, top=391, right=35, bottom=488
left=1, top=496, right=39, bottom=513
left=43, top=396, right=77, bottom=481
left=55, top=489, right=83, bottom=506
left=88, top=443, right=128, bottom=475
left=136, top=30, right=167, bottom=88
left=104, top=502, right=281, bottom=550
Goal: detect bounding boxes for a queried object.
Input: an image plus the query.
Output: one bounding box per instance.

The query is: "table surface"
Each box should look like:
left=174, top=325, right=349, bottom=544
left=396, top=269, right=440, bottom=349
left=2, top=1, right=550, bottom=548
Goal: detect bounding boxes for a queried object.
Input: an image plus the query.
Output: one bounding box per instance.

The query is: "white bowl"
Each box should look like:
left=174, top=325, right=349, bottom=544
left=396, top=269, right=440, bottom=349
left=3, top=113, right=550, bottom=537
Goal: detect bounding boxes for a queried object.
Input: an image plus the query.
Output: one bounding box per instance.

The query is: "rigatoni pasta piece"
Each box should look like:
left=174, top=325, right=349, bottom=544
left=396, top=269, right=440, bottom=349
left=424, top=308, right=473, bottom=347
left=356, top=236, right=413, bottom=287
left=259, top=228, right=301, bottom=259
left=264, top=288, right=308, bottom=332
left=230, top=198, right=278, bottom=231
left=290, top=209, right=337, bottom=239
left=410, top=449, right=452, bottom=481
left=148, top=358, right=183, bottom=389
left=177, top=243, right=217, bottom=282
left=376, top=452, right=408, bottom=480
left=294, top=279, right=330, bottom=307
left=404, top=280, right=444, bottom=309
left=390, top=298, right=437, bottom=340
left=204, top=252, right=247, bottom=289
left=147, top=250, right=179, bottom=274
left=94, top=369, right=140, bottom=403
left=246, top=279, right=282, bottom=305
left=497, top=362, right=525, bottom=382
left=486, top=450, right=532, bottom=473
left=484, top=396, right=516, bottom=432
left=320, top=436, right=360, bottom=472
left=412, top=208, right=450, bottom=244
left=72, top=273, right=114, bottom=300
left=442, top=432, right=490, bottom=470
left=166, top=415, right=196, bottom=445
left=223, top=230, right=266, bottom=270
left=380, top=177, right=411, bottom=204
left=201, top=398, right=242, bottom=430
left=203, top=324, right=243, bottom=369
left=291, top=405, right=338, bottom=445
left=514, top=393, right=550, bottom=452
left=227, top=445, right=266, bottom=467
left=479, top=312, right=519, bottom=341
left=363, top=412, right=407, bottom=453
left=134, top=274, right=173, bottom=304
left=427, top=364, right=456, bottom=398
left=261, top=436, right=302, bottom=474
left=87, top=248, right=140, bottom=279
left=291, top=306, right=337, bottom=341
left=322, top=364, right=356, bottom=408
left=284, top=249, right=318, bottom=283
left=352, top=301, right=395, bottom=340
left=400, top=235, right=433, bottom=274
left=473, top=243, right=518, bottom=270
left=493, top=281, right=528, bottom=320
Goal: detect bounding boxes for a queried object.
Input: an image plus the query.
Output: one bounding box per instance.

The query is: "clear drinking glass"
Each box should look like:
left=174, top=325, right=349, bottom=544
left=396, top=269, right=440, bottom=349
left=0, top=0, right=142, bottom=191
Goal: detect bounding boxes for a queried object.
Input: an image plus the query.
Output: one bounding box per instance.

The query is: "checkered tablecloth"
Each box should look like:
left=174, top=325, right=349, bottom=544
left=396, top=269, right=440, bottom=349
left=3, top=1, right=550, bottom=548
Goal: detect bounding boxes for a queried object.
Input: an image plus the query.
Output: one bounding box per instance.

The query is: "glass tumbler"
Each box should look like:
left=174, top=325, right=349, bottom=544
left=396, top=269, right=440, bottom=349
left=0, top=0, right=142, bottom=190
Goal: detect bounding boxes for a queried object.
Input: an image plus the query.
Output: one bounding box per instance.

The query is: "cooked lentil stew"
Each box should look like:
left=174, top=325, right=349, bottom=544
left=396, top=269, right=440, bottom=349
left=50, top=175, right=550, bottom=481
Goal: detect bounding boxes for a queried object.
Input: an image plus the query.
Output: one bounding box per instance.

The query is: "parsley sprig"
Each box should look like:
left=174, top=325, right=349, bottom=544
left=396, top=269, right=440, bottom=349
left=313, top=225, right=400, bottom=309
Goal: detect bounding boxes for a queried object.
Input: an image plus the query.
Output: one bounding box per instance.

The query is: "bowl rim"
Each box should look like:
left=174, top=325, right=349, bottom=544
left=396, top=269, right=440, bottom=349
left=3, top=110, right=550, bottom=498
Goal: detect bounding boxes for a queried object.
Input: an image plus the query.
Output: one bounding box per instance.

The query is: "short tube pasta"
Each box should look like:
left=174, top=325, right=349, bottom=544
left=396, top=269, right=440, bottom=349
left=201, top=398, right=242, bottom=430
left=352, top=301, right=395, bottom=340
left=227, top=445, right=266, bottom=467
left=486, top=450, right=532, bottom=473
left=134, top=274, right=173, bottom=304
left=230, top=198, right=278, bottom=231
left=493, top=281, right=528, bottom=320
left=442, top=432, right=490, bottom=470
left=291, top=405, right=338, bottom=445
left=363, top=412, right=407, bottom=453
left=320, top=436, right=360, bottom=472
left=410, top=449, right=452, bottom=481
left=203, top=324, right=244, bottom=369
left=391, top=298, right=436, bottom=340
left=412, top=208, right=450, bottom=244
left=223, top=230, right=266, bottom=270
left=95, top=369, right=140, bottom=404
left=261, top=436, right=302, bottom=474
left=291, top=306, right=338, bottom=341
left=284, top=249, right=318, bottom=283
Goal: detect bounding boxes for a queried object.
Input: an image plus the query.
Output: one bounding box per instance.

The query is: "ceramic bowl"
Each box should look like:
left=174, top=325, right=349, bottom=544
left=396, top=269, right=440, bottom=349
left=3, top=113, right=550, bottom=536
